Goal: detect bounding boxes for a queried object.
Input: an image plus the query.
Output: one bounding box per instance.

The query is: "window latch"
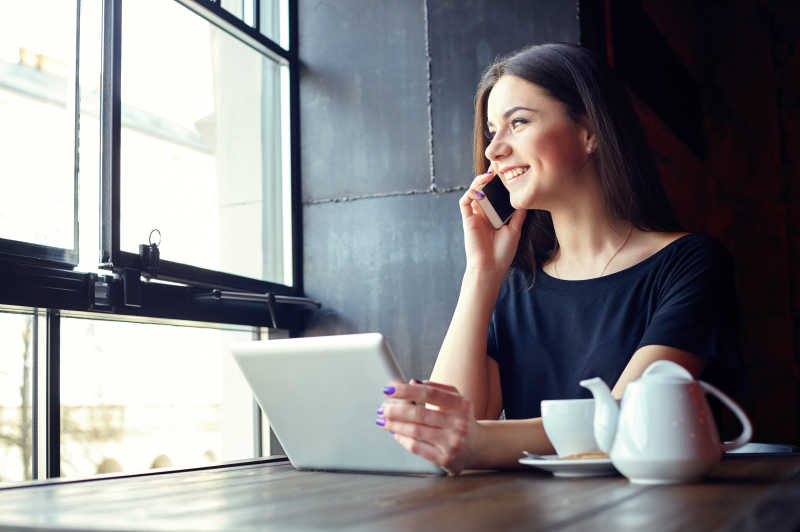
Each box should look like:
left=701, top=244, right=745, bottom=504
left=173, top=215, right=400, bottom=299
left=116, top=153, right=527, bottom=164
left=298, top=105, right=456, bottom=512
left=138, top=229, right=161, bottom=277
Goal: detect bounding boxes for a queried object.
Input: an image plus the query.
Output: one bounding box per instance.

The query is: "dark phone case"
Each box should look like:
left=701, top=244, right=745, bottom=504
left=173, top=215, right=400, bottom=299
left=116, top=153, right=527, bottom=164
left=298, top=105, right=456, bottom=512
left=482, top=176, right=515, bottom=222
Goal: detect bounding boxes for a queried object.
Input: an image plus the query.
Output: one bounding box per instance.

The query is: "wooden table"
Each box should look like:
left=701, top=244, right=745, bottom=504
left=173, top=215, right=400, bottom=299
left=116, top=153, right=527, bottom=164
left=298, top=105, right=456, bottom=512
left=1, top=455, right=799, bottom=531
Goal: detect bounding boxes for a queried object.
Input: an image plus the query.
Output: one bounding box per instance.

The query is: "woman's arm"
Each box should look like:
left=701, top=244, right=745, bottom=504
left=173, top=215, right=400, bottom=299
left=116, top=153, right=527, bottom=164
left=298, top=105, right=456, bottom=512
left=467, top=346, right=704, bottom=468
left=472, top=418, right=555, bottom=468
left=610, top=344, right=706, bottom=398
left=430, top=174, right=527, bottom=419
left=430, top=270, right=504, bottom=419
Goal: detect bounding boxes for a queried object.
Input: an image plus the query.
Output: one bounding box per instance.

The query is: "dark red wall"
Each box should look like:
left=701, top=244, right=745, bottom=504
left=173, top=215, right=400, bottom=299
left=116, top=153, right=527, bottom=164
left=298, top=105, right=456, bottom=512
left=605, top=1, right=800, bottom=442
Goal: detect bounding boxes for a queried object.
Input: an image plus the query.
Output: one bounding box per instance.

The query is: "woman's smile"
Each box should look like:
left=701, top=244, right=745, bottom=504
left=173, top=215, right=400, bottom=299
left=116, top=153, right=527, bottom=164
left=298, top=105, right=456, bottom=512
left=498, top=165, right=530, bottom=184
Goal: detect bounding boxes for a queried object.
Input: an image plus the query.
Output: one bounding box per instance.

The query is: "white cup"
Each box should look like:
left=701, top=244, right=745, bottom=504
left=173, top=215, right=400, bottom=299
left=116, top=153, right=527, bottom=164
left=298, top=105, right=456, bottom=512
left=540, top=398, right=599, bottom=457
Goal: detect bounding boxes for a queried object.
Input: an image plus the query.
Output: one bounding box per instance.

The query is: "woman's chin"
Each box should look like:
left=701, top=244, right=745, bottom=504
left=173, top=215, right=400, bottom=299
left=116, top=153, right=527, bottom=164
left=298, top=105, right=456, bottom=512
left=509, top=195, right=531, bottom=210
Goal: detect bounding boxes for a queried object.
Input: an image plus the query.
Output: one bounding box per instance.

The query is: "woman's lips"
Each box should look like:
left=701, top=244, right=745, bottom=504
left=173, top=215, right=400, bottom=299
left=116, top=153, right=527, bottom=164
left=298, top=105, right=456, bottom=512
left=500, top=166, right=530, bottom=183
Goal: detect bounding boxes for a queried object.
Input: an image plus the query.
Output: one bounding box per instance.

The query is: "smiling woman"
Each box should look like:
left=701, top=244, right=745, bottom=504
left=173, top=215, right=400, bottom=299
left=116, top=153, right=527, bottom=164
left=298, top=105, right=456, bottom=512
left=473, top=44, right=683, bottom=281
left=376, top=43, right=748, bottom=475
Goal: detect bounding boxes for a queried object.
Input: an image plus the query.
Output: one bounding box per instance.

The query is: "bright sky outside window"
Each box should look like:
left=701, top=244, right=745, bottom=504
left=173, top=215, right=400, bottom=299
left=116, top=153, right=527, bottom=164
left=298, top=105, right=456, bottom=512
left=0, top=1, right=77, bottom=252
left=0, top=311, right=35, bottom=482
left=59, top=316, right=258, bottom=477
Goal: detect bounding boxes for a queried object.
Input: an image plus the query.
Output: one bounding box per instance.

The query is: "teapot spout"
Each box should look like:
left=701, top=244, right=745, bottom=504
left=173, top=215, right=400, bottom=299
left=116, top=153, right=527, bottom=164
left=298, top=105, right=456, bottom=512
left=579, top=377, right=619, bottom=454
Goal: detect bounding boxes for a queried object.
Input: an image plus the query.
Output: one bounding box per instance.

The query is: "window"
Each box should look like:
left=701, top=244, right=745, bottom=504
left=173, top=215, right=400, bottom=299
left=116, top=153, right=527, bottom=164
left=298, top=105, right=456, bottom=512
left=0, top=1, right=79, bottom=266
left=0, top=310, right=36, bottom=483
left=117, top=0, right=291, bottom=286
left=0, top=0, right=308, bottom=482
left=60, top=316, right=260, bottom=476
left=101, top=0, right=298, bottom=293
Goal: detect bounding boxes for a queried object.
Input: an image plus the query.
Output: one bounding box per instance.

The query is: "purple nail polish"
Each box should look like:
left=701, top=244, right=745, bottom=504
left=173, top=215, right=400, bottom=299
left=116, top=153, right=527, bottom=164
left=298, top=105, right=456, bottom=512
left=376, top=417, right=386, bottom=427
left=383, top=386, right=395, bottom=395
left=377, top=406, right=384, bottom=415
left=476, top=191, right=485, bottom=198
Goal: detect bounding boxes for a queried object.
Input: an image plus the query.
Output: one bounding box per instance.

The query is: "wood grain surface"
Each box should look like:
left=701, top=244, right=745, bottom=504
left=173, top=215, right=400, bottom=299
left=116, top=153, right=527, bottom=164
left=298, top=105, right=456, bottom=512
left=0, top=455, right=798, bottom=531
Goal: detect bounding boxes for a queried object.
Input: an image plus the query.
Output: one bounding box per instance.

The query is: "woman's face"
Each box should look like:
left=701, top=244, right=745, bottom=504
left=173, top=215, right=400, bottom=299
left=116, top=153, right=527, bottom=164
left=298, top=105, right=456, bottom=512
left=484, top=75, right=594, bottom=210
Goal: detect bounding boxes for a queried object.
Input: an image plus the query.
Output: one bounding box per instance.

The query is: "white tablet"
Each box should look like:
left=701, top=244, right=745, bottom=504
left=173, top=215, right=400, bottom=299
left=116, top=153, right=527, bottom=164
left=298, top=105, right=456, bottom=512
left=231, top=333, right=444, bottom=475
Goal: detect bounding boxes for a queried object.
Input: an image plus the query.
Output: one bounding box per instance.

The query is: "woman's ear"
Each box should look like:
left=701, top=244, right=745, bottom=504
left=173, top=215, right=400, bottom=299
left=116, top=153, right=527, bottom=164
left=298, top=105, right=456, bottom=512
left=579, top=116, right=596, bottom=154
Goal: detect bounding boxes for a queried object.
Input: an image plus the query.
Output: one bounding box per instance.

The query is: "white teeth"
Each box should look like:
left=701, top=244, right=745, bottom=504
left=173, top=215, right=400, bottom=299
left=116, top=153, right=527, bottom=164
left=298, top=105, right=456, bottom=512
left=502, top=167, right=528, bottom=180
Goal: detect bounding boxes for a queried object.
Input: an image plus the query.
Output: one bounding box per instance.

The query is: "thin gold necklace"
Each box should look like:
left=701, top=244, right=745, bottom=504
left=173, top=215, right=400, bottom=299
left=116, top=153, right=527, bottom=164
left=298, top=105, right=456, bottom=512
left=553, top=226, right=633, bottom=279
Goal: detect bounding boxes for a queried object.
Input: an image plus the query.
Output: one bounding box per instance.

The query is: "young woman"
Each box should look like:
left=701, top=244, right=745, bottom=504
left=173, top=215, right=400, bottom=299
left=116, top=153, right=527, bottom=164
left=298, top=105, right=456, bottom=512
left=376, top=43, right=743, bottom=474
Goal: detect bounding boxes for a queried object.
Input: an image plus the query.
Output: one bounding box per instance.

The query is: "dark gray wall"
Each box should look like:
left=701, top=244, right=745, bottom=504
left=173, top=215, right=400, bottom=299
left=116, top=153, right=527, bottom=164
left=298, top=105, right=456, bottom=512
left=300, top=1, right=580, bottom=378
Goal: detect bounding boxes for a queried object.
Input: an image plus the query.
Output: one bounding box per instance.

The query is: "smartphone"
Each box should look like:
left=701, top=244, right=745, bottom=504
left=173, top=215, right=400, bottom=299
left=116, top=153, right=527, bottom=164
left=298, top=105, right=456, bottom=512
left=475, top=175, right=514, bottom=229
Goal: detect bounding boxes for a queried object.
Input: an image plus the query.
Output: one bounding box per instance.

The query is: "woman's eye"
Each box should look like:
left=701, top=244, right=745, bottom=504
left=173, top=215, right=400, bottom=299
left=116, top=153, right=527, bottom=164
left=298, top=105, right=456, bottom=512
left=510, top=118, right=529, bottom=130
left=484, top=129, right=496, bottom=141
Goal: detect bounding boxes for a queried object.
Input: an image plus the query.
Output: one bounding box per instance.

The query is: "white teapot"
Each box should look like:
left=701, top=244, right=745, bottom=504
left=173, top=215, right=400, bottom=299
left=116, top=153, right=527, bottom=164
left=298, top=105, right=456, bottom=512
left=579, top=360, right=752, bottom=484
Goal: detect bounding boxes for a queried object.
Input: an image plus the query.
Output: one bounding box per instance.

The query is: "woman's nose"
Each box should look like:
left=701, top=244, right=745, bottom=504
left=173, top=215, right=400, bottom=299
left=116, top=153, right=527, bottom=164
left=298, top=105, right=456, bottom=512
left=484, top=133, right=510, bottom=162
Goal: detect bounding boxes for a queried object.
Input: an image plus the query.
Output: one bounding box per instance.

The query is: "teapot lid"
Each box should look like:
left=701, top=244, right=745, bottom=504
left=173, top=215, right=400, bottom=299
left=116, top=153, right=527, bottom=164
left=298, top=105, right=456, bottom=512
left=640, top=359, right=693, bottom=383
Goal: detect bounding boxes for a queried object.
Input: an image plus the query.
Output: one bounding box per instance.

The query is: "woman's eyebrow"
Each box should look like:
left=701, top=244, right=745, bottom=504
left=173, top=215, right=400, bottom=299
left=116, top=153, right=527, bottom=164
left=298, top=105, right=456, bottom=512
left=487, top=106, right=539, bottom=127
left=503, top=105, right=538, bottom=118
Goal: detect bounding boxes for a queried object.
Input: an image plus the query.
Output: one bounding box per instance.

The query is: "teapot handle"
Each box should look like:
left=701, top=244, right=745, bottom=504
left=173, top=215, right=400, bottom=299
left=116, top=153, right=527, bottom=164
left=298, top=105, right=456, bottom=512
left=699, top=381, right=753, bottom=452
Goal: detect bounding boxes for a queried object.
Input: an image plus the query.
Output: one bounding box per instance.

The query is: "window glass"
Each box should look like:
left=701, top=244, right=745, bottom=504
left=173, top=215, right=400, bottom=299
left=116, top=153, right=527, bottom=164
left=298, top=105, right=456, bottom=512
left=60, top=316, right=258, bottom=477
left=220, top=0, right=285, bottom=45
left=119, top=0, right=290, bottom=285
left=260, top=0, right=288, bottom=48
left=220, top=0, right=245, bottom=22
left=0, top=1, right=77, bottom=250
left=0, top=311, right=35, bottom=483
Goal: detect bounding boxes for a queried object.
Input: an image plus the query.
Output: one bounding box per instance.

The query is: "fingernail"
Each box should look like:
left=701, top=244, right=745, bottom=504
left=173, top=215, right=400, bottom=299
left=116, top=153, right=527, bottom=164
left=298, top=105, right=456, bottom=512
left=376, top=417, right=386, bottom=427
left=476, top=191, right=485, bottom=198
left=377, top=406, right=384, bottom=415
left=383, top=386, right=395, bottom=395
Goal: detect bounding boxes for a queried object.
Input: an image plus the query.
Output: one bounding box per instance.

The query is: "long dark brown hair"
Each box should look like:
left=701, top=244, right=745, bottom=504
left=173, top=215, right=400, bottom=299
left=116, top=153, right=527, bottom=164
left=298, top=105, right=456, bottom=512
left=473, top=43, right=682, bottom=281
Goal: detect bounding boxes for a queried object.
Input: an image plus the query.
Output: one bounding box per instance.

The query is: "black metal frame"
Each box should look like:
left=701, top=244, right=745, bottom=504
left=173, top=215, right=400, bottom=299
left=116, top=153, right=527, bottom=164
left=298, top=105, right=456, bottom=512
left=31, top=308, right=39, bottom=480
left=46, top=310, right=61, bottom=479
left=0, top=239, right=78, bottom=269
left=100, top=0, right=301, bottom=296
left=0, top=259, right=305, bottom=329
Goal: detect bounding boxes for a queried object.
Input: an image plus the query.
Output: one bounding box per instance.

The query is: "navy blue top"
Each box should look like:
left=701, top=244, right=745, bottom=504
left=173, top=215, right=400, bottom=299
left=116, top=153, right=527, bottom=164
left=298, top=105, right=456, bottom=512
left=487, top=233, right=746, bottom=420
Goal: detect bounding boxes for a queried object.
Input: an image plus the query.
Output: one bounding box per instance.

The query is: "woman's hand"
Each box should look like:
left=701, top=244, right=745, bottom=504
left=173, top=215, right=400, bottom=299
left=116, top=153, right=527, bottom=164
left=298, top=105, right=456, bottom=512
left=376, top=380, right=484, bottom=476
left=460, top=172, right=527, bottom=275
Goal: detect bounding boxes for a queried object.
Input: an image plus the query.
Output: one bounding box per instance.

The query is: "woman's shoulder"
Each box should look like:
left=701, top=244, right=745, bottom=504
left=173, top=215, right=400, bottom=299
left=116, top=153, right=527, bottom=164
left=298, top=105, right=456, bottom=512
left=641, top=231, right=733, bottom=276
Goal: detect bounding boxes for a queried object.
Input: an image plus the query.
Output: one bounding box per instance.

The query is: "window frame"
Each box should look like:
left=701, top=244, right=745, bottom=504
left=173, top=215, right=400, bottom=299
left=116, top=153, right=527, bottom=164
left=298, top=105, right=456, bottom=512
left=100, top=0, right=301, bottom=295
left=0, top=240, right=78, bottom=270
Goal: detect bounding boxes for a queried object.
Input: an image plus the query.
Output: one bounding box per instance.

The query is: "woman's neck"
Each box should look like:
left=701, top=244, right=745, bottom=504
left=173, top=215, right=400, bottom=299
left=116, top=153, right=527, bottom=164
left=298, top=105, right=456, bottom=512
left=547, top=194, right=634, bottom=279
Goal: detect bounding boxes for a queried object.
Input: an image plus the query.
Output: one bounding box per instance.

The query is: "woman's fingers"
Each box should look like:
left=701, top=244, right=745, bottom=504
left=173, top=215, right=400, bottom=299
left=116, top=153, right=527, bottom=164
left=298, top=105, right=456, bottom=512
left=416, top=381, right=460, bottom=394
left=383, top=382, right=471, bottom=413
left=470, top=170, right=494, bottom=189
left=459, top=172, right=493, bottom=221
left=381, top=416, right=467, bottom=445
left=382, top=419, right=468, bottom=475
left=391, top=433, right=451, bottom=470
left=459, top=191, right=479, bottom=220
left=379, top=401, right=465, bottom=431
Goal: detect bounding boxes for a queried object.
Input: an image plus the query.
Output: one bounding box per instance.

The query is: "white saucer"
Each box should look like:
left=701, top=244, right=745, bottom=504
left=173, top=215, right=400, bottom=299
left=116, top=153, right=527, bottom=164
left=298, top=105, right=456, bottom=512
left=518, top=455, right=618, bottom=478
